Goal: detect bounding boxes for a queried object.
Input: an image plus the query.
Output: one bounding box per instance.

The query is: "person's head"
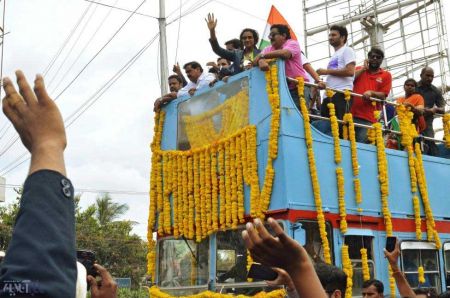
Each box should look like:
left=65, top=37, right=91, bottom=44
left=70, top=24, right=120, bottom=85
left=217, top=58, right=230, bottom=68
left=168, top=74, right=182, bottom=92
left=420, top=66, right=435, bottom=86
left=329, top=25, right=348, bottom=48
left=240, top=28, right=259, bottom=50
left=183, top=61, right=203, bottom=83
left=414, top=288, right=438, bottom=298
left=404, top=78, right=417, bottom=96
left=367, top=47, right=385, bottom=70
left=269, top=24, right=291, bottom=49
left=225, top=38, right=242, bottom=51
left=315, top=263, right=347, bottom=298
left=362, top=279, right=384, bottom=298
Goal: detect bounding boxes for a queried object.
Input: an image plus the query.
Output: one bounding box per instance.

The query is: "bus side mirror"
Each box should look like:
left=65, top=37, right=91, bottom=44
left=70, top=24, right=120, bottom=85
left=292, top=223, right=306, bottom=245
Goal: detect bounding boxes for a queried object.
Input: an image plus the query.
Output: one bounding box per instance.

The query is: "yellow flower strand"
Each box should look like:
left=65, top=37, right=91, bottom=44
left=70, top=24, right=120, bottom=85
left=336, top=167, right=347, bottom=233
left=361, top=248, right=370, bottom=281
left=236, top=135, right=245, bottom=223
left=328, top=103, right=342, bottom=164
left=194, top=152, right=202, bottom=242
left=217, top=144, right=226, bottom=230
left=373, top=122, right=393, bottom=236
left=443, top=113, right=450, bottom=148
left=149, top=286, right=286, bottom=298
left=388, top=265, right=396, bottom=297
left=414, top=143, right=441, bottom=247
left=413, top=196, right=422, bottom=240
left=342, top=245, right=353, bottom=298
left=247, top=250, right=254, bottom=282
left=297, top=76, right=331, bottom=264
left=188, top=155, right=195, bottom=239
left=205, top=148, right=212, bottom=235
left=418, top=266, right=425, bottom=284
left=211, top=148, right=219, bottom=232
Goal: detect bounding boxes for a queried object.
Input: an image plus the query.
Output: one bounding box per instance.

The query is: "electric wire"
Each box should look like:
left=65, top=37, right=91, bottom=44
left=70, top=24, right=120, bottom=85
left=1, top=183, right=147, bottom=195
left=0, top=0, right=147, bottom=159
left=50, top=0, right=120, bottom=94
left=173, top=0, right=182, bottom=64
left=0, top=33, right=159, bottom=176
left=43, top=3, right=94, bottom=77
left=52, top=0, right=147, bottom=102
left=46, top=4, right=100, bottom=89
left=83, top=0, right=158, bottom=19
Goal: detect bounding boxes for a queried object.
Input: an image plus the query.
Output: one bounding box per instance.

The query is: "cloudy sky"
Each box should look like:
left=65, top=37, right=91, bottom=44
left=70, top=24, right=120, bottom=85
left=1, top=0, right=449, bottom=239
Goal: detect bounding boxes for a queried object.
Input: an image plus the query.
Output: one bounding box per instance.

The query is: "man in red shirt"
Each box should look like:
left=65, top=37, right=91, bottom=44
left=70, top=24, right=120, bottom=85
left=351, top=47, right=392, bottom=142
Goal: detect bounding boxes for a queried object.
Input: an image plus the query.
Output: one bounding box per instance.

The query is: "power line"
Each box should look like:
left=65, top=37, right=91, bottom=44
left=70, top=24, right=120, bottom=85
left=0, top=0, right=147, bottom=160
left=1, top=183, right=148, bottom=196
left=0, top=33, right=159, bottom=176
left=46, top=3, right=100, bottom=89
left=83, top=0, right=158, bottom=19
left=53, top=0, right=147, bottom=102
left=50, top=0, right=120, bottom=94
left=43, top=3, right=94, bottom=76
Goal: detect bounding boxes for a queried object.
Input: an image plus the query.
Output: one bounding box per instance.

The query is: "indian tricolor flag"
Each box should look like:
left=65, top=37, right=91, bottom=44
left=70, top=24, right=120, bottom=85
left=259, top=5, right=298, bottom=50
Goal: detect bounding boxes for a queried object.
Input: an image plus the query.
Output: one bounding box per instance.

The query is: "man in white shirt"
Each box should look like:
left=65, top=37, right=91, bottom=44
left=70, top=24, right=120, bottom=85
left=317, top=25, right=355, bottom=122
left=177, top=61, right=216, bottom=98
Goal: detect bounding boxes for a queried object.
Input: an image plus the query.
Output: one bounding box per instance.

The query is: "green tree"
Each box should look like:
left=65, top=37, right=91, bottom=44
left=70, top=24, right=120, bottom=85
left=0, top=188, right=22, bottom=251
left=76, top=193, right=147, bottom=288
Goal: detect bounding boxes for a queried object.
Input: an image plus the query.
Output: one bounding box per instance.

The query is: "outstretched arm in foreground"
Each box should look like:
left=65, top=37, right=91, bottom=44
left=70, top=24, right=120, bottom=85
left=242, top=218, right=327, bottom=298
left=384, top=240, right=416, bottom=298
left=0, top=71, right=76, bottom=298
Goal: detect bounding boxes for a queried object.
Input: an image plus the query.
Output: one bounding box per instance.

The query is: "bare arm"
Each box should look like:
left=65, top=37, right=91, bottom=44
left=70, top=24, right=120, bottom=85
left=384, top=241, right=416, bottom=298
left=317, top=62, right=355, bottom=77
left=242, top=218, right=327, bottom=298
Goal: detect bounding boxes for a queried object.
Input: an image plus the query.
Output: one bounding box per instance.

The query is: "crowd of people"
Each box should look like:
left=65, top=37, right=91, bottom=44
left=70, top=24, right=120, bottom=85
left=154, top=13, right=447, bottom=157
left=243, top=218, right=450, bottom=298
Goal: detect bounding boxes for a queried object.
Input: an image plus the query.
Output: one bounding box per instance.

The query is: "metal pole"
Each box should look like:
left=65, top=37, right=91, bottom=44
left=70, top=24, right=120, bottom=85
left=158, top=0, right=169, bottom=96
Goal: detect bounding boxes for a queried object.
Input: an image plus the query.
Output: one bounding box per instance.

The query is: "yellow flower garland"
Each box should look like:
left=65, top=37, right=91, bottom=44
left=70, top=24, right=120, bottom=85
left=336, top=167, right=347, bottom=233
left=418, top=266, right=425, bottom=284
left=247, top=250, right=253, bottom=282
left=297, top=76, right=331, bottom=264
left=413, top=196, right=422, bottom=240
left=328, top=103, right=342, bottom=164
left=149, top=286, right=286, bottom=298
left=443, top=113, right=450, bottom=148
left=414, top=143, right=441, bottom=247
left=360, top=248, right=370, bottom=281
left=388, top=265, right=396, bottom=297
left=342, top=245, right=353, bottom=298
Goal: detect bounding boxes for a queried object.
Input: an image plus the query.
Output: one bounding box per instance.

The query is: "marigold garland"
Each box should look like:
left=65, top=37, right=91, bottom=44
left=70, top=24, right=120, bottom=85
left=328, top=103, right=342, bottom=164
left=360, top=248, right=370, bottom=281
left=443, top=113, right=450, bottom=148
left=336, top=167, right=347, bottom=233
left=418, top=266, right=425, bottom=284
left=247, top=250, right=253, bottom=282
left=341, top=245, right=353, bottom=298
left=297, top=76, right=331, bottom=264
left=343, top=112, right=362, bottom=207
left=388, top=265, right=396, bottom=297
left=413, top=196, right=422, bottom=240
left=149, top=286, right=286, bottom=298
left=414, top=142, right=441, bottom=248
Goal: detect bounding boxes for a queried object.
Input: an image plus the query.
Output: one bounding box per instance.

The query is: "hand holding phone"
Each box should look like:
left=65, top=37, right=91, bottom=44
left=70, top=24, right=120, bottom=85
left=247, top=263, right=278, bottom=281
left=385, top=236, right=397, bottom=253
left=77, top=250, right=97, bottom=277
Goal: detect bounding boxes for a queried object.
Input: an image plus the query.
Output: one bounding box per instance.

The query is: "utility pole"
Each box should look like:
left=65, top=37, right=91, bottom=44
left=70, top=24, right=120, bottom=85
left=158, top=0, right=169, bottom=96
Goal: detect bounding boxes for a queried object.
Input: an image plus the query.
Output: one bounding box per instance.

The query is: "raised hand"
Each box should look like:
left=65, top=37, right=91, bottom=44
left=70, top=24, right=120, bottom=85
left=2, top=70, right=66, bottom=175
left=205, top=13, right=217, bottom=31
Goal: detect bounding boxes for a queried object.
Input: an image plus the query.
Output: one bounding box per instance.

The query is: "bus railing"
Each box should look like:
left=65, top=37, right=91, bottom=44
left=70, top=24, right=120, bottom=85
left=286, top=77, right=448, bottom=144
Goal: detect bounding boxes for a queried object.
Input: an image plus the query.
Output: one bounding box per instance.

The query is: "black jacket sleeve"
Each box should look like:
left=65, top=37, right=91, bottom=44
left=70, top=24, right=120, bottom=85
left=209, top=38, right=237, bottom=62
left=0, top=170, right=76, bottom=298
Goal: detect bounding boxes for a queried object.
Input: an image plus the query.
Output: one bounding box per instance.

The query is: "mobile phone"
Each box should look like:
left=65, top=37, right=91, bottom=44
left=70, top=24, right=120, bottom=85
left=77, top=250, right=97, bottom=277
left=385, top=236, right=397, bottom=252
left=247, top=263, right=278, bottom=281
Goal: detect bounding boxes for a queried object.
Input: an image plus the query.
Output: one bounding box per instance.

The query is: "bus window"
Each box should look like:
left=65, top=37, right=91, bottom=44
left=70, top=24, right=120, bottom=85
left=177, top=77, right=249, bottom=150
left=400, top=241, right=440, bottom=291
left=344, top=236, right=375, bottom=297
left=443, top=243, right=450, bottom=290
left=296, top=220, right=334, bottom=264
left=216, top=228, right=248, bottom=284
left=216, top=223, right=285, bottom=295
left=158, top=238, right=209, bottom=288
